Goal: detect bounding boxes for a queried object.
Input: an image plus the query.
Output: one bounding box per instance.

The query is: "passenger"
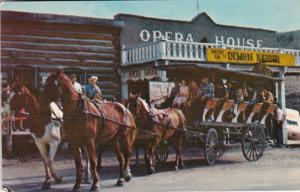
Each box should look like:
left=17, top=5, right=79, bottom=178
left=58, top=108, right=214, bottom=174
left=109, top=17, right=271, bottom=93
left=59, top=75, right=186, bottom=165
left=235, top=85, right=249, bottom=104
left=172, top=80, right=190, bottom=108
left=260, top=89, right=274, bottom=104
left=189, top=80, right=199, bottom=98
left=244, top=83, right=257, bottom=105
left=84, top=76, right=102, bottom=100
left=197, top=76, right=214, bottom=121
left=70, top=74, right=82, bottom=94
left=215, top=79, right=228, bottom=99
left=199, top=76, right=214, bottom=99
left=170, top=81, right=180, bottom=100
left=227, top=80, right=236, bottom=100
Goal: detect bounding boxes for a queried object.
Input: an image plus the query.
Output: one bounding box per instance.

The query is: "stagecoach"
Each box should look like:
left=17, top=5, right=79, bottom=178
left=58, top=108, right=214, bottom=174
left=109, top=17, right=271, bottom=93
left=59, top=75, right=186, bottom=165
left=146, top=64, right=282, bottom=166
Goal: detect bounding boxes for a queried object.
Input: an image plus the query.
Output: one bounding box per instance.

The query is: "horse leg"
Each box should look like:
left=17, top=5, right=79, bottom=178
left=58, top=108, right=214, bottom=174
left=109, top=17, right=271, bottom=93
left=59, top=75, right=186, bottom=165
left=121, top=136, right=133, bottom=182
left=144, top=147, right=150, bottom=174
left=115, top=140, right=125, bottom=186
left=86, top=140, right=100, bottom=191
left=135, top=147, right=139, bottom=167
left=145, top=145, right=155, bottom=174
left=70, top=144, right=82, bottom=192
left=83, top=147, right=91, bottom=184
left=42, top=160, right=52, bottom=189
left=34, top=140, right=52, bottom=189
left=149, top=146, right=156, bottom=173
left=48, top=140, right=63, bottom=184
left=174, top=134, right=185, bottom=171
left=96, top=144, right=103, bottom=172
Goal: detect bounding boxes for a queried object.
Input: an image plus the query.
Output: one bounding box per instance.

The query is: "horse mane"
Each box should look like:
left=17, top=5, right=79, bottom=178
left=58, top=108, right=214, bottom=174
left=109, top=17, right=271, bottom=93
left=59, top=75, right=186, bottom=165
left=138, top=97, right=150, bottom=113
left=19, top=85, right=41, bottom=112
left=59, top=72, right=83, bottom=98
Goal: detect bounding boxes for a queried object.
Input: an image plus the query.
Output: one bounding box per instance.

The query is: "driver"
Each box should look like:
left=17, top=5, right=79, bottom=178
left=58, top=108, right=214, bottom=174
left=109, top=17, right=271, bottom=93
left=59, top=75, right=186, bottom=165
left=84, top=76, right=102, bottom=101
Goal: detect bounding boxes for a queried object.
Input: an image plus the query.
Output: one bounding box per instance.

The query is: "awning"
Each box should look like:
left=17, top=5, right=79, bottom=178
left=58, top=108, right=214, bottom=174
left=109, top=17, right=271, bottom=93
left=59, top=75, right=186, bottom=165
left=155, top=63, right=283, bottom=82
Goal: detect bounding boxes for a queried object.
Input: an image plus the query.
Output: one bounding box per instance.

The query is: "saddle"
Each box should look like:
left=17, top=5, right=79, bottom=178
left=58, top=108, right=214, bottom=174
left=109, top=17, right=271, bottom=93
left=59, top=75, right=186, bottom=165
left=81, top=98, right=105, bottom=117
left=150, top=108, right=169, bottom=121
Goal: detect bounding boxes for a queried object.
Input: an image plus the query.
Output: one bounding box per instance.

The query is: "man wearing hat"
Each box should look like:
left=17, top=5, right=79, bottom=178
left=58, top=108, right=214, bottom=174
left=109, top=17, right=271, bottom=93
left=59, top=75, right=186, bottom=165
left=85, top=75, right=102, bottom=100
left=70, top=74, right=82, bottom=94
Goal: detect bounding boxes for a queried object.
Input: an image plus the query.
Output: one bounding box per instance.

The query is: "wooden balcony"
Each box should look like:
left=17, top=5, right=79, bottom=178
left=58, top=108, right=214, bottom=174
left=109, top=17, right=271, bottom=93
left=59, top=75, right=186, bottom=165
left=121, top=40, right=300, bottom=67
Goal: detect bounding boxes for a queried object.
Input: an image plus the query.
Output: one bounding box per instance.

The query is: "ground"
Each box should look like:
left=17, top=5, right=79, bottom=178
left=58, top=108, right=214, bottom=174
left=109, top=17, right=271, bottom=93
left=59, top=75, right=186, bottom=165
left=3, top=146, right=300, bottom=191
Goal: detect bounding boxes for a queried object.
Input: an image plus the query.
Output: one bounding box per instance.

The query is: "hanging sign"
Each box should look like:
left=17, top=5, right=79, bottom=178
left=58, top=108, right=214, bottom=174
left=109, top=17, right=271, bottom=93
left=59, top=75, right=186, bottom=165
left=207, top=48, right=295, bottom=66
left=128, top=68, right=159, bottom=81
left=149, top=81, right=175, bottom=106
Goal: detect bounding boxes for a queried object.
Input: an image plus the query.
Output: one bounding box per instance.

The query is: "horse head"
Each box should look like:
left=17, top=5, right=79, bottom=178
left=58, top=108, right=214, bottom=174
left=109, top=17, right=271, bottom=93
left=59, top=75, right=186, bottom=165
left=44, top=70, right=79, bottom=103
left=127, top=95, right=150, bottom=120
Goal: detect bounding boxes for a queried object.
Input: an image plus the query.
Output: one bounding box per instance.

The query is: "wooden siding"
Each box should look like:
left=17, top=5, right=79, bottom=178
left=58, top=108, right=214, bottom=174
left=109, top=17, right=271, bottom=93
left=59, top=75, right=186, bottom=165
left=1, top=11, right=123, bottom=99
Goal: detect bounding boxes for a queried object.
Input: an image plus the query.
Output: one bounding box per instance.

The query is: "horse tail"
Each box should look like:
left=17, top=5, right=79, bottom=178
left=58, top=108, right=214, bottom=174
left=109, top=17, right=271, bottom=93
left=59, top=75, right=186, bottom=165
left=127, top=110, right=137, bottom=152
left=174, top=109, right=186, bottom=130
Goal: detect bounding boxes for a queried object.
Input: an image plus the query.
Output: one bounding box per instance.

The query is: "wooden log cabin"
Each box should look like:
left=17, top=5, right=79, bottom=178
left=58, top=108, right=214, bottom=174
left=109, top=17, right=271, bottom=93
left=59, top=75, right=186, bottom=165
left=1, top=11, right=124, bottom=99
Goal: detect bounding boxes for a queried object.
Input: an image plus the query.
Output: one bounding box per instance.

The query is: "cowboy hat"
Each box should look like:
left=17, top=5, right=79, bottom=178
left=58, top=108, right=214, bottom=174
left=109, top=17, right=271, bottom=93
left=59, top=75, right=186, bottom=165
left=89, top=76, right=98, bottom=82
left=70, top=74, right=77, bottom=78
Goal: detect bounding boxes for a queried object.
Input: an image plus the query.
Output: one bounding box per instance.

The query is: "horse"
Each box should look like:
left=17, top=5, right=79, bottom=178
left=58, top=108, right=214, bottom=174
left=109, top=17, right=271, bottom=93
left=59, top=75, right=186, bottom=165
left=42, top=70, right=137, bottom=191
left=128, top=96, right=186, bottom=173
left=9, top=83, right=63, bottom=189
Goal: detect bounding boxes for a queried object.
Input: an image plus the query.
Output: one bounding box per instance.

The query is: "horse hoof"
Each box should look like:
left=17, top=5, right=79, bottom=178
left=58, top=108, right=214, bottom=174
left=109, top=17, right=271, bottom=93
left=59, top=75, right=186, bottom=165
left=72, top=184, right=81, bottom=192
left=90, top=184, right=100, bottom=192
left=179, top=162, right=185, bottom=169
left=174, top=166, right=179, bottom=171
left=147, top=168, right=155, bottom=175
left=97, top=165, right=103, bottom=172
left=55, top=176, right=63, bottom=184
left=116, top=178, right=125, bottom=187
left=83, top=178, right=91, bottom=184
left=124, top=175, right=132, bottom=182
left=42, top=181, right=51, bottom=190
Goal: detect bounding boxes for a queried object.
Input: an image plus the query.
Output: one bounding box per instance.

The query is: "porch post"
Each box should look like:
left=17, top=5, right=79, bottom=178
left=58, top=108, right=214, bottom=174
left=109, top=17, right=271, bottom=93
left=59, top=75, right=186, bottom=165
left=278, top=67, right=287, bottom=145
left=121, top=71, right=129, bottom=99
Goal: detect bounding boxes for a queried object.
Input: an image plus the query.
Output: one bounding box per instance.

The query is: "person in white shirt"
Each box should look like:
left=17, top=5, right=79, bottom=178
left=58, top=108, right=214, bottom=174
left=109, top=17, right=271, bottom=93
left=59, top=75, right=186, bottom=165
left=70, top=74, right=82, bottom=94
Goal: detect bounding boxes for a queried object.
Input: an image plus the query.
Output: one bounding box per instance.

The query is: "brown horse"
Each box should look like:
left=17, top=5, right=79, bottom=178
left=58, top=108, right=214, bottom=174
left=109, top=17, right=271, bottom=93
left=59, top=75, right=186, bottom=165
left=43, top=70, right=137, bottom=191
left=128, top=96, right=186, bottom=173
left=9, top=83, right=63, bottom=189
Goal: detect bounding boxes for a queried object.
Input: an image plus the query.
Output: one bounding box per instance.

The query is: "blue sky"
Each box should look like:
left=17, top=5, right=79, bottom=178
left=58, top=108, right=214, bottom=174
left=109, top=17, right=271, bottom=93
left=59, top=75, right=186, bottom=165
left=1, top=0, right=300, bottom=32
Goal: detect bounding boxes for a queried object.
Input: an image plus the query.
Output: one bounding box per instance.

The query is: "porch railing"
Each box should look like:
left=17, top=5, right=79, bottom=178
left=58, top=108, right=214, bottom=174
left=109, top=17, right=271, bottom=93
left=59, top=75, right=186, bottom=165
left=121, top=40, right=300, bottom=66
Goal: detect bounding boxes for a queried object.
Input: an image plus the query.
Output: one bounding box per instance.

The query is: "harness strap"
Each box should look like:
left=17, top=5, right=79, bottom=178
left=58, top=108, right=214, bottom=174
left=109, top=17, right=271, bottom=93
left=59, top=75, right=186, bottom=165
left=50, top=103, right=63, bottom=124
left=84, top=111, right=136, bottom=129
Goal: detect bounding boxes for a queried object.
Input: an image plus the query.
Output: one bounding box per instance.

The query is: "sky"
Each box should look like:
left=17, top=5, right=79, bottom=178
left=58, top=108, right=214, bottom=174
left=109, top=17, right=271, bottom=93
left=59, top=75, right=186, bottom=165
left=1, top=0, right=300, bottom=32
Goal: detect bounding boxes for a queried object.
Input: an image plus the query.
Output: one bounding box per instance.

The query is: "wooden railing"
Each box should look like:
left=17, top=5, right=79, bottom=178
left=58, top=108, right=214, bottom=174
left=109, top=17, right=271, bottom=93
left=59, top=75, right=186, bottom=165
left=122, top=40, right=300, bottom=66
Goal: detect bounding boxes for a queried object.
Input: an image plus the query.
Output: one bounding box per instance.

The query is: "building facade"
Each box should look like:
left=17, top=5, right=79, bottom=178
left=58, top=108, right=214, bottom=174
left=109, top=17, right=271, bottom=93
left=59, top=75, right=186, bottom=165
left=1, top=11, right=124, bottom=99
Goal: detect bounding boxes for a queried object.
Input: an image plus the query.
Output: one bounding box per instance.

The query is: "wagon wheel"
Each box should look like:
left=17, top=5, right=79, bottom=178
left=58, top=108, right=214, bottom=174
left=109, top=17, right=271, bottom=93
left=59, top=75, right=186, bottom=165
left=242, top=125, right=265, bottom=162
left=216, top=137, right=226, bottom=158
left=154, top=141, right=169, bottom=164
left=204, top=128, right=218, bottom=166
left=215, top=129, right=227, bottom=158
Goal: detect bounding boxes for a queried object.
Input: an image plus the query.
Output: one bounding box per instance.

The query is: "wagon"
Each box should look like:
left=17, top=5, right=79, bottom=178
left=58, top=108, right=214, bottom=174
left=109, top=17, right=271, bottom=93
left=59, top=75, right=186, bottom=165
left=149, top=63, right=282, bottom=166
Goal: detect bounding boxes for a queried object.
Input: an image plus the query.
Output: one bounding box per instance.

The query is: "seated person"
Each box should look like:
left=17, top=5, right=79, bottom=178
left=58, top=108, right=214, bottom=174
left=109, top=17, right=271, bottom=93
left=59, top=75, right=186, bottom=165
left=244, top=83, right=257, bottom=105
left=84, top=76, right=102, bottom=101
left=215, top=79, right=228, bottom=99
left=198, top=76, right=214, bottom=99
left=260, top=89, right=274, bottom=104
left=172, top=80, right=190, bottom=108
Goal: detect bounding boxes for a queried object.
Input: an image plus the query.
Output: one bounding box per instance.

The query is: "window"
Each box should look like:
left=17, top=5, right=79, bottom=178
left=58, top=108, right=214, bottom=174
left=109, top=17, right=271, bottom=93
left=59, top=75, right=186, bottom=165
left=287, top=119, right=298, bottom=126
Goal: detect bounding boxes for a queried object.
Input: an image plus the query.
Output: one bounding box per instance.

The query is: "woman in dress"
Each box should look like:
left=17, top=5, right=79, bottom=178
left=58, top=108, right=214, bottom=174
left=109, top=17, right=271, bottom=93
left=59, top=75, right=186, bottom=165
left=172, top=80, right=190, bottom=108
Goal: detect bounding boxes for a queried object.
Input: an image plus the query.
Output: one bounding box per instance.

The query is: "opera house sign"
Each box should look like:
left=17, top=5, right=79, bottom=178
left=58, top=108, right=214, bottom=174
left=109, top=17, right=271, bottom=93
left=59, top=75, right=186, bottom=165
left=139, top=29, right=264, bottom=48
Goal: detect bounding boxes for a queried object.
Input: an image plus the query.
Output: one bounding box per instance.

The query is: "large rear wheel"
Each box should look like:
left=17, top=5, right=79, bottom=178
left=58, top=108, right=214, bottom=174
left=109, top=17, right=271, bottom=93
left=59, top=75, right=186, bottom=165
left=242, top=125, right=265, bottom=161
left=204, top=128, right=218, bottom=166
left=154, top=141, right=169, bottom=164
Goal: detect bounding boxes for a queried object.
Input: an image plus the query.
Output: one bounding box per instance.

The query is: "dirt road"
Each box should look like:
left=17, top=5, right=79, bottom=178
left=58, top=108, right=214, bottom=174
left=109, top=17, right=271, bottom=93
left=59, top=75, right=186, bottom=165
left=3, top=146, right=300, bottom=191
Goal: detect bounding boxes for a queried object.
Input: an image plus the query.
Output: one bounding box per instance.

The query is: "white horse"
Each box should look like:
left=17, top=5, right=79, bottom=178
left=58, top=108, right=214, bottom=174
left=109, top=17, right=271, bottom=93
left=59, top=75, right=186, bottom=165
left=27, top=101, right=92, bottom=189
left=33, top=102, right=63, bottom=189
left=8, top=87, right=91, bottom=189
